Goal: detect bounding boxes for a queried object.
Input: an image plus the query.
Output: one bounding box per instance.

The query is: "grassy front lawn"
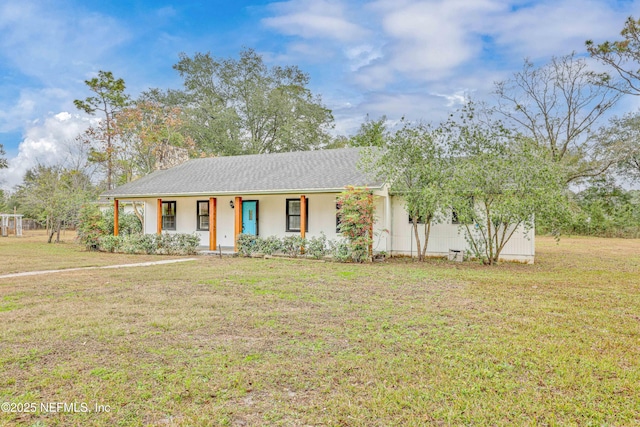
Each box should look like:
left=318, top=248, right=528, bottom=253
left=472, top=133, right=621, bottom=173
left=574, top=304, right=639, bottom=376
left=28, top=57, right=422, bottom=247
left=0, top=231, right=183, bottom=275
left=0, top=233, right=638, bottom=426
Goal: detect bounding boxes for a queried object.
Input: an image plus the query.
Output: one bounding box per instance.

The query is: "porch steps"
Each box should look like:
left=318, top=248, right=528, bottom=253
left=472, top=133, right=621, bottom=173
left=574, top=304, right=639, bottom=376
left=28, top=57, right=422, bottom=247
left=197, top=246, right=238, bottom=257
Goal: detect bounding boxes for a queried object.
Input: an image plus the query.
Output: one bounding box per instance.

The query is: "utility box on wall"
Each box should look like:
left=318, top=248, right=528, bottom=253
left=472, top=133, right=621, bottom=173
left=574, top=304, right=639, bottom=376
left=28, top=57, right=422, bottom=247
left=448, top=249, right=464, bottom=262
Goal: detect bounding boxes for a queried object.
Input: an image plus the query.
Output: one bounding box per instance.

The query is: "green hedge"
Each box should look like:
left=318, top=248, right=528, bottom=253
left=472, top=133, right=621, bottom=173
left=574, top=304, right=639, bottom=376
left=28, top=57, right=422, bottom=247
left=236, top=233, right=366, bottom=262
left=99, top=233, right=200, bottom=255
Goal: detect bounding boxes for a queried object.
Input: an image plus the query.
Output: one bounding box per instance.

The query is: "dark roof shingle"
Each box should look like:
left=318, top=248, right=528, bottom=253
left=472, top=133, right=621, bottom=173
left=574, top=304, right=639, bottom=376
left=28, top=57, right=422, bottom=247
left=102, top=148, right=380, bottom=198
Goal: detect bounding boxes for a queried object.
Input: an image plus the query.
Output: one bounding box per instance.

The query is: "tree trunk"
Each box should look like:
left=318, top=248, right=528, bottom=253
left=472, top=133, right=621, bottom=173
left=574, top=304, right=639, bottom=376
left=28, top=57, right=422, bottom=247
left=132, top=202, right=144, bottom=225
left=421, top=221, right=431, bottom=261
left=412, top=218, right=423, bottom=261
left=55, top=220, right=62, bottom=243
left=485, top=205, right=494, bottom=264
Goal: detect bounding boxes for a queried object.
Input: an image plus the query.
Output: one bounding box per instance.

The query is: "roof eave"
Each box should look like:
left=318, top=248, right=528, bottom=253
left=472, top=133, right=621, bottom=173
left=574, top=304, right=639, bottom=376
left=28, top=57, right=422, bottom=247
left=101, top=185, right=384, bottom=199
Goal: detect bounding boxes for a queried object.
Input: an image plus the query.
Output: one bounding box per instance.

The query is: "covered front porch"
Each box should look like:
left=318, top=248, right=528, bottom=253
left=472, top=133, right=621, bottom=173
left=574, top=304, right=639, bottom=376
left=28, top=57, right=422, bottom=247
left=110, top=194, right=312, bottom=252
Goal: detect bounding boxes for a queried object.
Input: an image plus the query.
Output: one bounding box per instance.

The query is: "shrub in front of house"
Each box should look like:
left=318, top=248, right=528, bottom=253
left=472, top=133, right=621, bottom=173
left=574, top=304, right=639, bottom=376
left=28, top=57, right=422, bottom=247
left=328, top=239, right=352, bottom=262
left=237, top=234, right=307, bottom=258
left=306, top=232, right=329, bottom=259
left=256, top=235, right=282, bottom=255
left=97, top=233, right=199, bottom=255
left=235, top=232, right=366, bottom=262
left=135, top=234, right=157, bottom=254
left=102, top=207, right=143, bottom=236
left=236, top=233, right=259, bottom=257
left=77, top=204, right=108, bottom=250
left=281, top=235, right=306, bottom=257
left=77, top=204, right=143, bottom=250
left=172, top=233, right=201, bottom=255
left=99, top=235, right=121, bottom=253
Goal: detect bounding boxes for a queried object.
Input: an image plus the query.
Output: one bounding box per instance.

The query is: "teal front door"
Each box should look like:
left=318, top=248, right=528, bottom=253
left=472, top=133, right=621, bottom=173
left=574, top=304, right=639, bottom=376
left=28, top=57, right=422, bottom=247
left=242, top=201, right=258, bottom=235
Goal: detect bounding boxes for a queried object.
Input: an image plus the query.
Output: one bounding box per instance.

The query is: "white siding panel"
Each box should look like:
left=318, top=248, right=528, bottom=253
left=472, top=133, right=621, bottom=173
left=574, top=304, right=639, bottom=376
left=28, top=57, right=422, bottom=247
left=137, top=194, right=346, bottom=247
left=389, top=196, right=534, bottom=263
left=132, top=192, right=533, bottom=261
left=142, top=198, right=155, bottom=236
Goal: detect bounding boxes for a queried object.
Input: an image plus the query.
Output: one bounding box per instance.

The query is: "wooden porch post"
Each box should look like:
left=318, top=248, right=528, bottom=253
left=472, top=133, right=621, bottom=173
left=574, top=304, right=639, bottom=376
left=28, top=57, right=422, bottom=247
left=114, top=199, right=119, bottom=236
left=209, top=197, right=217, bottom=251
left=157, top=198, right=163, bottom=235
left=234, top=197, right=242, bottom=252
left=300, top=195, right=307, bottom=240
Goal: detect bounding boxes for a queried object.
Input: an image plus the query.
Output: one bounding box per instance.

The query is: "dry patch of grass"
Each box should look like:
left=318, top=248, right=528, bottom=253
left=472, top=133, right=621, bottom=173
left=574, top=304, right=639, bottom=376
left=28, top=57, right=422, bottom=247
left=0, top=231, right=185, bottom=274
left=0, top=235, right=638, bottom=426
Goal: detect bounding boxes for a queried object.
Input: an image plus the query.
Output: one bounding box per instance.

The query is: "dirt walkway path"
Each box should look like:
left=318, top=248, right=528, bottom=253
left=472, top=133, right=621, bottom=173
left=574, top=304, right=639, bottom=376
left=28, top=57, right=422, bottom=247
left=0, top=258, right=198, bottom=279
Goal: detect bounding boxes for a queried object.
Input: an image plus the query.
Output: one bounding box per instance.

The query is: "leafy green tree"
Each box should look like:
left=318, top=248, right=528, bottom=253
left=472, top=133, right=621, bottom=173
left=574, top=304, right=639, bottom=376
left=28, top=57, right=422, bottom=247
left=363, top=121, right=447, bottom=261
left=74, top=70, right=131, bottom=190
left=324, top=134, right=350, bottom=149
left=77, top=204, right=143, bottom=250
left=114, top=101, right=195, bottom=181
left=586, top=16, right=640, bottom=95
left=558, top=177, right=640, bottom=238
left=15, top=165, right=97, bottom=243
left=445, top=103, right=568, bottom=264
left=0, top=144, right=7, bottom=215
left=101, top=206, right=142, bottom=236
left=349, top=115, right=388, bottom=148
left=494, top=54, right=623, bottom=183
left=0, top=143, right=7, bottom=170
left=170, top=48, right=334, bottom=155
left=596, top=112, right=640, bottom=183
left=77, top=203, right=107, bottom=250
left=0, top=189, right=7, bottom=213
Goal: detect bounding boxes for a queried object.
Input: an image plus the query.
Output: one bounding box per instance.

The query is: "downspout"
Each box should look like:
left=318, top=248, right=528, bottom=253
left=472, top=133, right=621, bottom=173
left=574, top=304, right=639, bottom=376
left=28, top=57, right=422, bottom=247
left=410, top=220, right=413, bottom=259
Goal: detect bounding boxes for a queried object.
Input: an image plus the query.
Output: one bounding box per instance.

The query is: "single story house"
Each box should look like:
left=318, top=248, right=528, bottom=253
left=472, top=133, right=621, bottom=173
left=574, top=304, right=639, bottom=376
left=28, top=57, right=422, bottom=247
left=101, top=148, right=535, bottom=262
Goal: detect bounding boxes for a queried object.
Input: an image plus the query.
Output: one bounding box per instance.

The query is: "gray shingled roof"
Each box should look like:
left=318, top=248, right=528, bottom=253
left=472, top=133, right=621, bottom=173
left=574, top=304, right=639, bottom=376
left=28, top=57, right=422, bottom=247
left=102, top=148, right=381, bottom=198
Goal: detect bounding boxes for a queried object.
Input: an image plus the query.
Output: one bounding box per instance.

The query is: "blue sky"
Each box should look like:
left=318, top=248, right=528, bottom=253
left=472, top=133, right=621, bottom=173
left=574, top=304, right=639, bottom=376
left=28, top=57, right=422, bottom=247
left=2, top=0, right=640, bottom=189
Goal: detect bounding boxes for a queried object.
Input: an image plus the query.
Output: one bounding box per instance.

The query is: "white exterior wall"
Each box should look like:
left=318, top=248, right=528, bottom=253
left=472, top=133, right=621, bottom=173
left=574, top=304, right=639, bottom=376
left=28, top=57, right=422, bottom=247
left=138, top=193, right=346, bottom=247
left=389, top=195, right=535, bottom=263
left=130, top=192, right=533, bottom=262
left=98, top=202, right=138, bottom=214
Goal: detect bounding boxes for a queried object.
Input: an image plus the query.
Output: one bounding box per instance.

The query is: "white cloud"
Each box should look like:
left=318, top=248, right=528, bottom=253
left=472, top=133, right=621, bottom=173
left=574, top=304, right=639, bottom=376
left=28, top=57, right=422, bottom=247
left=350, top=62, right=395, bottom=90
left=263, top=0, right=368, bottom=42
left=489, top=0, right=638, bottom=60
left=432, top=91, right=471, bottom=108
left=346, top=0, right=505, bottom=87
left=330, top=90, right=462, bottom=136
left=344, top=45, right=382, bottom=71
left=1, top=112, right=94, bottom=190
left=382, top=0, right=500, bottom=70
left=350, top=0, right=640, bottom=91
left=267, top=42, right=337, bottom=64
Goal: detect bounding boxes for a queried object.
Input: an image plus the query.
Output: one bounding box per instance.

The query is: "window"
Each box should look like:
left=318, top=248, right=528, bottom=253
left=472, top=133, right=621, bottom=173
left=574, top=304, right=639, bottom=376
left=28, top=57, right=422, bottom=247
left=286, top=198, right=308, bottom=232
left=162, top=201, right=176, bottom=230
left=452, top=197, right=474, bottom=224
left=408, top=214, right=426, bottom=224
left=336, top=202, right=341, bottom=233
left=197, top=201, right=209, bottom=231
left=451, top=209, right=460, bottom=225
